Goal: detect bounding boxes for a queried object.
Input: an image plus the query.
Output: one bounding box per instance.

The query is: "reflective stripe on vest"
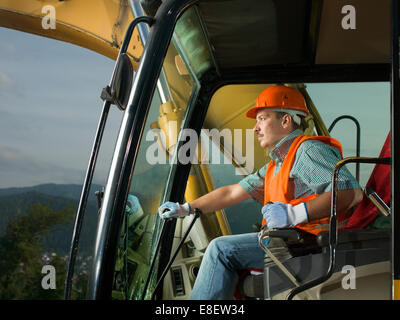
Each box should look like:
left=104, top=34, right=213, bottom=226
left=262, top=134, right=351, bottom=235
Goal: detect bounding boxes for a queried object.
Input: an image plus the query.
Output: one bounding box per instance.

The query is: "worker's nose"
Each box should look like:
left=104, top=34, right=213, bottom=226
left=253, top=122, right=259, bottom=132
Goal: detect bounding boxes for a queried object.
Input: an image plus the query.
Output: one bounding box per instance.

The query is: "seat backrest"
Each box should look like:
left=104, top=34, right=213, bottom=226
left=343, top=132, right=391, bottom=230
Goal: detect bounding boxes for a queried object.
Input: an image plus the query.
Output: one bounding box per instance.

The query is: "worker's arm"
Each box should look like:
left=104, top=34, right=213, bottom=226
left=190, top=183, right=252, bottom=214
left=158, top=184, right=251, bottom=219
left=305, top=187, right=363, bottom=221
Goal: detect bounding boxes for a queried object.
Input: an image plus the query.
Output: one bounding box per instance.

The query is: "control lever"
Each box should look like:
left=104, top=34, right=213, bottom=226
left=150, top=208, right=202, bottom=300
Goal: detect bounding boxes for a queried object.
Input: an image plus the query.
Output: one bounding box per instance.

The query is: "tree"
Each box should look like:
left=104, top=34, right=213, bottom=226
left=0, top=202, right=74, bottom=299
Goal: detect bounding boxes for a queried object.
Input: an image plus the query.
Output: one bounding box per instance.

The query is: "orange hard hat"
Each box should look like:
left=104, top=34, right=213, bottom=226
left=246, top=85, right=309, bottom=119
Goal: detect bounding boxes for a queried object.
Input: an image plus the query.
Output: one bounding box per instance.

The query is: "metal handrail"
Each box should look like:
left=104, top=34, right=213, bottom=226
left=286, top=156, right=391, bottom=300
left=328, top=115, right=361, bottom=183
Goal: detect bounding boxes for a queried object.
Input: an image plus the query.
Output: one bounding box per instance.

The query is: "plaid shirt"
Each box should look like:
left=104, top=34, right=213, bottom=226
left=239, top=129, right=360, bottom=204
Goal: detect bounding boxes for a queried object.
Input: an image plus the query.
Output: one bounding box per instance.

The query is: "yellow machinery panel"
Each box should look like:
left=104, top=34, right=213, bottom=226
left=0, top=0, right=143, bottom=65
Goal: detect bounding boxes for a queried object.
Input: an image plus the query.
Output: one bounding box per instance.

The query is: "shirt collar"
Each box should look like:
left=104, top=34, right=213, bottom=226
left=269, top=129, right=302, bottom=163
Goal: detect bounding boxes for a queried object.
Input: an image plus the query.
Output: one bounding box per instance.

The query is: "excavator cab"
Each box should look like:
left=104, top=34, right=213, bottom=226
left=71, top=0, right=396, bottom=300
left=2, top=0, right=392, bottom=300
left=2, top=0, right=398, bottom=302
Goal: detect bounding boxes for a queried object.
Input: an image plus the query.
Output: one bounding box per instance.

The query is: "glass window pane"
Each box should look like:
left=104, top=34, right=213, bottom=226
left=306, top=82, right=390, bottom=187
left=111, top=34, right=199, bottom=300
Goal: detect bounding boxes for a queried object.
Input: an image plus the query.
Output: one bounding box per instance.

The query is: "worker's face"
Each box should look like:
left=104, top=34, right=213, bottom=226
left=253, top=109, right=290, bottom=150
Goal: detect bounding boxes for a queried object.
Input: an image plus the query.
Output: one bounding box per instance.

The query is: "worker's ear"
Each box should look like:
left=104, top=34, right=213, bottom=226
left=281, top=113, right=292, bottom=129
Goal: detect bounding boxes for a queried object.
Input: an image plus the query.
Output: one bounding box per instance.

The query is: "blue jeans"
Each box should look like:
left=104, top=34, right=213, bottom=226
left=189, top=232, right=265, bottom=300
left=190, top=232, right=292, bottom=300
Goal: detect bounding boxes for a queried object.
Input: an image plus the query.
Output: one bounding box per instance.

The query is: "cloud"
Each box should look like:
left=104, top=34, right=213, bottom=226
left=0, top=145, right=86, bottom=188
left=0, top=43, right=18, bottom=59
left=0, top=72, right=15, bottom=90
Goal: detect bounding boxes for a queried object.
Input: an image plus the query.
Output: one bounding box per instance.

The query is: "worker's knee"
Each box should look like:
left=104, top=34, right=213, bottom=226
left=207, top=236, right=229, bottom=256
left=205, top=235, right=239, bottom=262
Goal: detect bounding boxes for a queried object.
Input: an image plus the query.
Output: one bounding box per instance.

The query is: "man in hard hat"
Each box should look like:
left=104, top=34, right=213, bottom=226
left=158, top=85, right=362, bottom=300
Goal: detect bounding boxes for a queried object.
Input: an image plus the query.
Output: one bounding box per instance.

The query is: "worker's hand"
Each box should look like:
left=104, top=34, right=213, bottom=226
left=158, top=202, right=191, bottom=219
left=261, top=202, right=309, bottom=228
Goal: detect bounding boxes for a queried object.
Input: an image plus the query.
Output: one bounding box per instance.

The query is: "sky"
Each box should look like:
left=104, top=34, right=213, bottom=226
left=0, top=27, right=391, bottom=189
left=0, top=27, right=120, bottom=188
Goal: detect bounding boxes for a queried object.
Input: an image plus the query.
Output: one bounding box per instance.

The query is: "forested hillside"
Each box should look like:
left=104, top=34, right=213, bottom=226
left=0, top=184, right=102, bottom=299
left=0, top=184, right=101, bottom=256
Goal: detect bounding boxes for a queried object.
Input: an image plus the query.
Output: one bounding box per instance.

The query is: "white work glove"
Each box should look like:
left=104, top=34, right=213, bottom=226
left=158, top=202, right=191, bottom=219
left=261, top=201, right=309, bottom=228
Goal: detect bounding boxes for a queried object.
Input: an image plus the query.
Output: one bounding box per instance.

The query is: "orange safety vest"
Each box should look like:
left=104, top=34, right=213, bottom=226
left=262, top=135, right=351, bottom=235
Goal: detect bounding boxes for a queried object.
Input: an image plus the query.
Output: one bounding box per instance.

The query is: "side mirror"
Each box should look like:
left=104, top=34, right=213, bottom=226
left=101, top=53, right=134, bottom=110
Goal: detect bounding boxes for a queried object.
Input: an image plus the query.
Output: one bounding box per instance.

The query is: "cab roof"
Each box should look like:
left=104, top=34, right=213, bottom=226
left=189, top=0, right=391, bottom=82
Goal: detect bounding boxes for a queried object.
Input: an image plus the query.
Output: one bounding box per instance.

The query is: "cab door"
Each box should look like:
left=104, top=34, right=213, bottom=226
left=87, top=0, right=207, bottom=299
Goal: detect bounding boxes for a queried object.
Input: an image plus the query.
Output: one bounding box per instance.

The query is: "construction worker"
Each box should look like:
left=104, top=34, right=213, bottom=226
left=158, top=85, right=363, bottom=300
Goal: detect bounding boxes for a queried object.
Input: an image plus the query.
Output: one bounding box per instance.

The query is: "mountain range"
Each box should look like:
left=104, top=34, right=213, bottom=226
left=0, top=183, right=103, bottom=256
